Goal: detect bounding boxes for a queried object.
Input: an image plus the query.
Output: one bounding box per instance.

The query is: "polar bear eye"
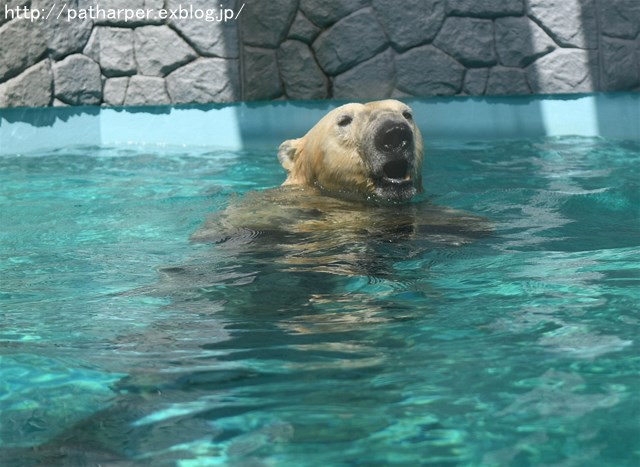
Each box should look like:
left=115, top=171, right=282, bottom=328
left=337, top=115, right=353, bottom=127
left=402, top=110, right=413, bottom=121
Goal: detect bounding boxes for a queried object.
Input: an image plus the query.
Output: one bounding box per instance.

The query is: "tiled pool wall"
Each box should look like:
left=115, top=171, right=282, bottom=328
left=1, top=0, right=639, bottom=108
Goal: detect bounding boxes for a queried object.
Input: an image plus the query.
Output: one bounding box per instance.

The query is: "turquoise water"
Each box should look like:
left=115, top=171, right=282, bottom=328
left=0, top=137, right=638, bottom=466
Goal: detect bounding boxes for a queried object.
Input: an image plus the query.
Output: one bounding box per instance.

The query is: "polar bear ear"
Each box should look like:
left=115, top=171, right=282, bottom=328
left=277, top=138, right=302, bottom=173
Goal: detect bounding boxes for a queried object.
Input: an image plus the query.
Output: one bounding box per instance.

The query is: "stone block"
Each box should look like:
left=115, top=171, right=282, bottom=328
left=601, top=37, right=640, bottom=91
left=277, top=40, right=328, bottom=100
left=83, top=26, right=136, bottom=77
left=288, top=11, right=321, bottom=44
left=103, top=77, right=129, bottom=106
left=372, top=0, right=445, bottom=51
left=447, top=0, right=524, bottom=17
left=486, top=67, right=530, bottom=95
left=396, top=45, right=465, bottom=96
left=463, top=68, right=489, bottom=95
left=124, top=76, right=170, bottom=106
left=0, top=16, right=47, bottom=81
left=313, top=8, right=388, bottom=75
left=434, top=17, right=496, bottom=67
left=243, top=47, right=283, bottom=100
left=52, top=54, right=102, bottom=105
left=166, top=58, right=240, bottom=104
left=0, top=60, right=52, bottom=107
left=599, top=0, right=640, bottom=40
left=300, top=0, right=369, bottom=27
left=332, top=49, right=395, bottom=100
left=241, top=0, right=297, bottom=48
left=495, top=17, right=555, bottom=67
left=526, top=49, right=597, bottom=93
left=167, top=0, right=239, bottom=58
left=527, top=0, right=597, bottom=49
left=45, top=18, right=94, bottom=60
left=134, top=25, right=197, bottom=76
left=30, top=0, right=93, bottom=59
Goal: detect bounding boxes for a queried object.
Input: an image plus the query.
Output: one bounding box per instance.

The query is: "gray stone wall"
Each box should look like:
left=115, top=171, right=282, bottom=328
left=0, top=0, right=638, bottom=108
left=0, top=0, right=240, bottom=107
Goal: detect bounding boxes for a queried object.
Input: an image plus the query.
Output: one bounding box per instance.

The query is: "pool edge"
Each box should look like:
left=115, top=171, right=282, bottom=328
left=1, top=93, right=638, bottom=155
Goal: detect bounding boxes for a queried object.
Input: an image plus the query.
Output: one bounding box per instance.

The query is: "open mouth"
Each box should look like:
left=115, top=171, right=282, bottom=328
left=374, top=157, right=415, bottom=202
left=382, top=159, right=410, bottom=183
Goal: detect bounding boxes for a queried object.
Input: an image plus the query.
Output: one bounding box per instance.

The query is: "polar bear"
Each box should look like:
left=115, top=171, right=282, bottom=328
left=191, top=100, right=489, bottom=274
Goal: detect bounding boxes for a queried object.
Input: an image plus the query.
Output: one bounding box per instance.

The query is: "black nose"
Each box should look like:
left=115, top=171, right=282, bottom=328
left=375, top=121, right=413, bottom=152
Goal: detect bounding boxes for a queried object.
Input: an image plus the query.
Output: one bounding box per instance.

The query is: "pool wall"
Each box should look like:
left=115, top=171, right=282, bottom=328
left=1, top=93, right=638, bottom=155
left=1, top=1, right=639, bottom=108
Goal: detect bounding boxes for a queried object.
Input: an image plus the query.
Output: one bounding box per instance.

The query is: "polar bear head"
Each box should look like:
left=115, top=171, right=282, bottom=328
left=277, top=100, right=424, bottom=202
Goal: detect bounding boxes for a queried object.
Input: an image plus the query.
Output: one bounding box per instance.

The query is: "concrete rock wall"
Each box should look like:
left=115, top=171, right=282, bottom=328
left=0, top=0, right=241, bottom=107
left=0, top=0, right=638, bottom=108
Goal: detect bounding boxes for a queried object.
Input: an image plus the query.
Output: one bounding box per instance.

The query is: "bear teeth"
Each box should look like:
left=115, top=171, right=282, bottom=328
left=384, top=141, right=407, bottom=151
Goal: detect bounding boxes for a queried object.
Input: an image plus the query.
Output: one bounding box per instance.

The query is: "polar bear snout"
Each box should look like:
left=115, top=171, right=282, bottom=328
left=375, top=120, right=414, bottom=153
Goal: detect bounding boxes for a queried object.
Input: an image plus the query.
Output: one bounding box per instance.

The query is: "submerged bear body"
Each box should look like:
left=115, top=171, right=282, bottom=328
left=191, top=185, right=489, bottom=276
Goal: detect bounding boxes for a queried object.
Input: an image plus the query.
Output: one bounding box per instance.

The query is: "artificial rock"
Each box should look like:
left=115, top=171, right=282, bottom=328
left=495, top=16, right=555, bottom=67
left=84, top=27, right=136, bottom=76
left=396, top=45, right=465, bottom=96
left=526, top=48, right=597, bottom=93
left=446, top=0, right=524, bottom=17
left=166, top=58, right=240, bottom=104
left=0, top=60, right=52, bottom=107
left=332, top=48, right=395, bottom=99
left=52, top=54, right=102, bottom=105
left=0, top=18, right=47, bottom=82
left=527, top=0, right=598, bottom=49
left=241, top=0, right=297, bottom=48
left=242, top=47, right=283, bottom=101
left=278, top=40, right=328, bottom=100
left=167, top=0, right=239, bottom=58
left=434, top=17, right=496, bottom=67
left=313, top=8, right=387, bottom=75
left=300, top=0, right=369, bottom=28
left=124, top=76, right=170, bottom=106
left=372, top=0, right=445, bottom=51
left=102, top=77, right=129, bottom=106
left=134, top=25, right=197, bottom=76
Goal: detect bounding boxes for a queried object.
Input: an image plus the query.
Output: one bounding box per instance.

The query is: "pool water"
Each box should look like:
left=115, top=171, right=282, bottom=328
left=1, top=137, right=638, bottom=466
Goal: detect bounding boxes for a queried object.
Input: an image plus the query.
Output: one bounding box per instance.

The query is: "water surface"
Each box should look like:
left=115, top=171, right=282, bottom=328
left=0, top=137, right=638, bottom=466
